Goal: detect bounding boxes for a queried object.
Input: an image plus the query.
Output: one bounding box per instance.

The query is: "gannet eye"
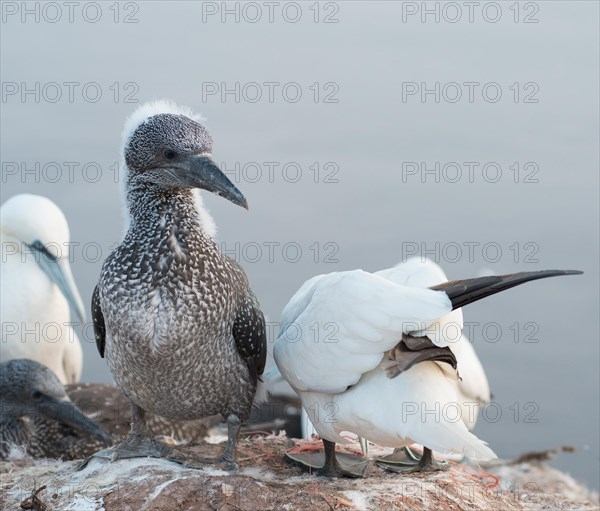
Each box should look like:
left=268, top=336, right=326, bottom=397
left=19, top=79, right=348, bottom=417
left=163, top=149, right=177, bottom=161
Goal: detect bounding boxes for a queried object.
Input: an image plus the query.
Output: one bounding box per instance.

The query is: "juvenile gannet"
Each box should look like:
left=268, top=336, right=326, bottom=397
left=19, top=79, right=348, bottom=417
left=91, top=101, right=267, bottom=470
left=0, top=359, right=110, bottom=459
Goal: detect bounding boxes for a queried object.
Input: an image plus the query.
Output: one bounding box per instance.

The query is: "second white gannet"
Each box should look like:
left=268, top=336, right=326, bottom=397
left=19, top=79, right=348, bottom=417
left=1, top=194, right=86, bottom=384
left=274, top=265, right=581, bottom=477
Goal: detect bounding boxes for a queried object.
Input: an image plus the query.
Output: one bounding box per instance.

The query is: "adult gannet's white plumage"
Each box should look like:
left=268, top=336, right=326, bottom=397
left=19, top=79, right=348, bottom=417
left=299, top=258, right=491, bottom=448
left=274, top=264, right=581, bottom=477
left=300, top=258, right=491, bottom=438
left=0, top=194, right=86, bottom=384
left=375, top=258, right=491, bottom=430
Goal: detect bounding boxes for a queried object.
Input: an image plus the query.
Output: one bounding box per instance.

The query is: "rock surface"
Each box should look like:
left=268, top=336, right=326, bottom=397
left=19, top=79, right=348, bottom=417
left=1, top=436, right=598, bottom=511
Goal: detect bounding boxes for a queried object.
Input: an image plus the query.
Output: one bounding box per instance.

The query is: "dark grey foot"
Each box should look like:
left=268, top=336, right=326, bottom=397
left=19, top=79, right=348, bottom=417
left=376, top=447, right=448, bottom=474
left=78, top=434, right=175, bottom=469
left=217, top=452, right=239, bottom=472
left=285, top=439, right=372, bottom=478
left=316, top=461, right=366, bottom=479
left=97, top=433, right=174, bottom=460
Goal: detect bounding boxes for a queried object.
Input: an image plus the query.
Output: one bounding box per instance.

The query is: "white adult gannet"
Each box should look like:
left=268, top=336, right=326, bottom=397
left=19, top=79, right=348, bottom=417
left=274, top=265, right=581, bottom=477
left=1, top=194, right=86, bottom=384
left=300, top=258, right=491, bottom=439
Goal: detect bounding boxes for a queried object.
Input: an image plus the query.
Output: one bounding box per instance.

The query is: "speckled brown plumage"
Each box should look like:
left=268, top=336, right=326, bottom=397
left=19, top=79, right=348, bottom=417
left=91, top=103, right=267, bottom=466
left=96, top=196, right=265, bottom=423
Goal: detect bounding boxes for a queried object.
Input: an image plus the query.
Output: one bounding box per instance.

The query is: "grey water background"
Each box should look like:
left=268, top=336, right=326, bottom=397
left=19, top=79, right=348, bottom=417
left=1, top=1, right=598, bottom=490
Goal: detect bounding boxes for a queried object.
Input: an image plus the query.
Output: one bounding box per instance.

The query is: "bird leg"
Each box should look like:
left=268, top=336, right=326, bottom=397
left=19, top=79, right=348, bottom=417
left=284, top=438, right=371, bottom=478
left=219, top=414, right=241, bottom=470
left=319, top=439, right=354, bottom=478
left=181, top=414, right=242, bottom=472
left=418, top=447, right=445, bottom=471
left=376, top=446, right=448, bottom=474
left=82, top=400, right=174, bottom=466
left=130, top=401, right=149, bottom=436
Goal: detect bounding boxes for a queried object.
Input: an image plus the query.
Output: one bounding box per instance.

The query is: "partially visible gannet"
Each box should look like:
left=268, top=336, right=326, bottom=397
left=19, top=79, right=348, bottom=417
left=0, top=359, right=110, bottom=459
left=1, top=194, right=86, bottom=384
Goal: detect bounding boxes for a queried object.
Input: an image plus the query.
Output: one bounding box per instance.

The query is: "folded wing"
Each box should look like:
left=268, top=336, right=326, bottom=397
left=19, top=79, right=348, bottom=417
left=274, top=269, right=452, bottom=394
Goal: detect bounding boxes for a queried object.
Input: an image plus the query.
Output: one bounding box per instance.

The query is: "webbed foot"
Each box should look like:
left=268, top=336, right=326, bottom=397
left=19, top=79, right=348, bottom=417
left=376, top=447, right=448, bottom=474
left=78, top=433, right=176, bottom=469
left=285, top=439, right=372, bottom=478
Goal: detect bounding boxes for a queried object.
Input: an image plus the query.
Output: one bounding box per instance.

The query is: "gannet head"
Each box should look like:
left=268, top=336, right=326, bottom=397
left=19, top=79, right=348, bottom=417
left=0, top=359, right=111, bottom=444
left=1, top=194, right=86, bottom=323
left=121, top=100, right=248, bottom=210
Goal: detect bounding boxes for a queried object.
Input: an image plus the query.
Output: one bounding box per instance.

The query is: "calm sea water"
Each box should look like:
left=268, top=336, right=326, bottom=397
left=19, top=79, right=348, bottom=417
left=2, top=1, right=598, bottom=490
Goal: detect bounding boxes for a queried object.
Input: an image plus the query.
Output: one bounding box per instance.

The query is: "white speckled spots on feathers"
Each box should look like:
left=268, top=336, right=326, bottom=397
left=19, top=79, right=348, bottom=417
left=96, top=102, right=266, bottom=425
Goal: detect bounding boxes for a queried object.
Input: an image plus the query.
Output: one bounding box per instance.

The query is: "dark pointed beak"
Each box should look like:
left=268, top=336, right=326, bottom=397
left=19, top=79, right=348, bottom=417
left=165, top=155, right=248, bottom=209
left=27, top=240, right=86, bottom=323
left=36, top=396, right=112, bottom=445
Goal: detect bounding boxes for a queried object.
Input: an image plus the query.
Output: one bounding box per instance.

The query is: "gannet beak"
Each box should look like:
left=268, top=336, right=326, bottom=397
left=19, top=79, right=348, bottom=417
left=164, top=154, right=248, bottom=210
left=28, top=240, right=87, bottom=324
left=35, top=396, right=112, bottom=444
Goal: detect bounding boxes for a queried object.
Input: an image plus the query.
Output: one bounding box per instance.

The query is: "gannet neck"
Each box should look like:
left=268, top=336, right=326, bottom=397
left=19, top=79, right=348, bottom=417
left=125, top=184, right=215, bottom=239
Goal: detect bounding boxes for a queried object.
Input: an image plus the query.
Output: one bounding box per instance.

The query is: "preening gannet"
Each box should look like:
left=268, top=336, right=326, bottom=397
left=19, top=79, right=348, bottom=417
left=274, top=266, right=581, bottom=477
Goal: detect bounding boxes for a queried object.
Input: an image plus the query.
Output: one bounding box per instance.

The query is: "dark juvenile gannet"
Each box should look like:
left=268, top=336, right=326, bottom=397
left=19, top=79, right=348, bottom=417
left=91, top=101, right=267, bottom=470
left=1, top=194, right=86, bottom=384
left=0, top=359, right=111, bottom=459
left=275, top=266, right=581, bottom=477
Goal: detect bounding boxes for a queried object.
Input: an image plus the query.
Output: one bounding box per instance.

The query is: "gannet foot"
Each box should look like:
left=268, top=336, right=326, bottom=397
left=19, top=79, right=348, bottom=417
left=376, top=447, right=448, bottom=474
left=79, top=433, right=175, bottom=468
left=285, top=441, right=372, bottom=478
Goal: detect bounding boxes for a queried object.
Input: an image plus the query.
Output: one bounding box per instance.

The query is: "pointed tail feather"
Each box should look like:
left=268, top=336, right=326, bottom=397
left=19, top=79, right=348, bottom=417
left=430, top=270, right=583, bottom=310
left=423, top=423, right=497, bottom=462
left=460, top=432, right=497, bottom=462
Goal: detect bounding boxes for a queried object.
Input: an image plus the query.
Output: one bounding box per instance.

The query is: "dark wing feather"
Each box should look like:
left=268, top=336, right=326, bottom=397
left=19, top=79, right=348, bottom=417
left=91, top=285, right=106, bottom=358
left=233, top=294, right=267, bottom=386
left=430, top=270, right=582, bottom=310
